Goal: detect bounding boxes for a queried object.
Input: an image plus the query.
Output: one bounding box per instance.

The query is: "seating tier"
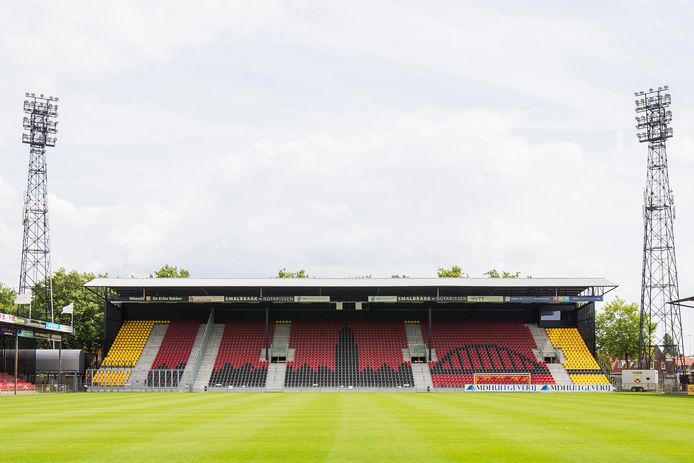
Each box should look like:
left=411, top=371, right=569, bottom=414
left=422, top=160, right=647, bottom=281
left=285, top=321, right=414, bottom=388
left=151, top=321, right=200, bottom=370
left=208, top=322, right=271, bottom=388
left=427, top=321, right=554, bottom=387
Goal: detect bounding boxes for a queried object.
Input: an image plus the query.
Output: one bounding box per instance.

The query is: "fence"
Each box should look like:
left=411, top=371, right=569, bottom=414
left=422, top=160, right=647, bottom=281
left=85, top=368, right=186, bottom=391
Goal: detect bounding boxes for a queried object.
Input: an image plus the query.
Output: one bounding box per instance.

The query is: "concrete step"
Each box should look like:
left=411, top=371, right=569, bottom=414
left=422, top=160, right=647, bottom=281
left=547, top=363, right=574, bottom=385
left=265, top=363, right=287, bottom=392
left=193, top=324, right=224, bottom=392
left=125, top=323, right=168, bottom=390
left=410, top=363, right=433, bottom=392
left=179, top=323, right=207, bottom=390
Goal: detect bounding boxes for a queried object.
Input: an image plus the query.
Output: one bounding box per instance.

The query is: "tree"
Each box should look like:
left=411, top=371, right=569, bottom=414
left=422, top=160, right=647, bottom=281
left=595, top=297, right=644, bottom=363
left=437, top=265, right=468, bottom=278
left=277, top=268, right=310, bottom=278
left=0, top=283, right=17, bottom=314
left=662, top=333, right=680, bottom=356
left=150, top=265, right=190, bottom=278
left=484, top=269, right=521, bottom=278
left=34, top=268, right=105, bottom=354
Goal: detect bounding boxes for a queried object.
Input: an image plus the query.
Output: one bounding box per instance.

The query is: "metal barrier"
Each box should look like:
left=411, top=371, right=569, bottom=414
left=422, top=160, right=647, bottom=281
left=86, top=368, right=187, bottom=391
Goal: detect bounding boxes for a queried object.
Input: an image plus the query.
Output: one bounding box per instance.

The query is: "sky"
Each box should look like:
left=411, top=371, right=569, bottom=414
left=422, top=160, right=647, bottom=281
left=1, top=1, right=694, bottom=352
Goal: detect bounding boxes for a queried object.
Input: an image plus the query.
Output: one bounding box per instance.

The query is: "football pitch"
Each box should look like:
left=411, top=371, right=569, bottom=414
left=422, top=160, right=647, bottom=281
left=0, top=392, right=692, bottom=462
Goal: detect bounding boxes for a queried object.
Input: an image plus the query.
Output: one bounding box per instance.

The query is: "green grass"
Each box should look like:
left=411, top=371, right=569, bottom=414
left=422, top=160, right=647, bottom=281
left=0, top=392, right=692, bottom=462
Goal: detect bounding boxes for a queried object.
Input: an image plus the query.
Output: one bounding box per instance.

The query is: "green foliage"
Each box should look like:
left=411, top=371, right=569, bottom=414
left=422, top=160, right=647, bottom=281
left=595, top=297, right=645, bottom=362
left=437, top=265, right=468, bottom=278
left=277, top=268, right=310, bottom=278
left=0, top=282, right=17, bottom=314
left=150, top=265, right=190, bottom=278
left=49, top=268, right=105, bottom=353
left=390, top=274, right=410, bottom=279
left=662, top=333, right=679, bottom=356
left=484, top=269, right=521, bottom=278
left=351, top=275, right=372, bottom=279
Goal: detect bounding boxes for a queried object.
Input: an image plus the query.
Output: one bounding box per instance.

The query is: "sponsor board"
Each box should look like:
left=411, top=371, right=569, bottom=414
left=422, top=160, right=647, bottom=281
left=294, top=296, right=330, bottom=303
left=0, top=312, right=16, bottom=323
left=188, top=296, right=225, bottom=303
left=463, top=384, right=613, bottom=392
left=505, top=295, right=603, bottom=303
left=688, top=385, right=694, bottom=396
left=0, top=326, right=17, bottom=336
left=149, top=296, right=186, bottom=302
left=467, top=296, right=504, bottom=303
left=109, top=294, right=603, bottom=304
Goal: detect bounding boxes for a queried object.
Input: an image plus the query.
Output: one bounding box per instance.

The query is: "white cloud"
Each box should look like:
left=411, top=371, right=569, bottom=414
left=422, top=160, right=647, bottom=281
left=1, top=1, right=694, bottom=341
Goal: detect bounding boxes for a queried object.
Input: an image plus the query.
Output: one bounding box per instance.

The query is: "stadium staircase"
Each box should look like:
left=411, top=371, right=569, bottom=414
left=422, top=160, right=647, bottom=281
left=125, top=323, right=168, bottom=390
left=266, top=364, right=287, bottom=392
left=404, top=322, right=434, bottom=391
left=526, top=324, right=572, bottom=386
left=179, top=323, right=209, bottom=390
left=264, top=322, right=292, bottom=391
left=192, top=324, right=224, bottom=391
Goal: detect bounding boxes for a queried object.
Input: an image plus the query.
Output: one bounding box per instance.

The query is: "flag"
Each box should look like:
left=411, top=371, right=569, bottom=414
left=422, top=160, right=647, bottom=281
left=61, top=303, right=74, bottom=315
left=14, top=292, right=32, bottom=305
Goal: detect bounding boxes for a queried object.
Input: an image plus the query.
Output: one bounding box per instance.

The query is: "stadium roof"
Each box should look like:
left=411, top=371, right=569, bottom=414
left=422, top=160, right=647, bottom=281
left=85, top=277, right=616, bottom=289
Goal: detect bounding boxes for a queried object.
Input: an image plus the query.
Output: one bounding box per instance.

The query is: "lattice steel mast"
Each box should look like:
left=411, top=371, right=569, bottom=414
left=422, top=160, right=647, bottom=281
left=634, top=86, right=684, bottom=370
left=18, top=92, right=59, bottom=322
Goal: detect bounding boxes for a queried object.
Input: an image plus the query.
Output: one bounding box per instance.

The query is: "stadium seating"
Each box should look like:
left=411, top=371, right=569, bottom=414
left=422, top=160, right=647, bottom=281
left=101, top=320, right=161, bottom=367
left=151, top=321, right=200, bottom=370
left=208, top=322, right=271, bottom=388
left=427, top=321, right=555, bottom=387
left=546, top=328, right=610, bottom=385
left=147, top=321, right=200, bottom=387
left=92, top=369, right=131, bottom=387
left=284, top=321, right=414, bottom=388
left=0, top=373, right=35, bottom=391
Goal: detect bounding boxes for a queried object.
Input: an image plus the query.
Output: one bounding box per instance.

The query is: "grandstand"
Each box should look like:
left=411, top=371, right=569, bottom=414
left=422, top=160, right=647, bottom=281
left=83, top=277, right=616, bottom=392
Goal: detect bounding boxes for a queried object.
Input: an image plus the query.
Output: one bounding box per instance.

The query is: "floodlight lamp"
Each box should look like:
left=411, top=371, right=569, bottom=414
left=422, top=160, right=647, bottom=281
left=664, top=85, right=669, bottom=90
left=25, top=92, right=29, bottom=97
left=649, top=88, right=653, bottom=92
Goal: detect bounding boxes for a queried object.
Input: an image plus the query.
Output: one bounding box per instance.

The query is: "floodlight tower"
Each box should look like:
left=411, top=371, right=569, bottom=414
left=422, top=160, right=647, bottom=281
left=634, top=86, right=684, bottom=371
left=18, top=93, right=59, bottom=322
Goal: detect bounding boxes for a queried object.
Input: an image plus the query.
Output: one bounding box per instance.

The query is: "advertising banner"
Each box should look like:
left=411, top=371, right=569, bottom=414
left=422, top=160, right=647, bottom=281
left=0, top=326, right=17, bottom=336
left=688, top=385, right=694, bottom=396
left=463, top=384, right=613, bottom=392
left=467, top=296, right=504, bottom=303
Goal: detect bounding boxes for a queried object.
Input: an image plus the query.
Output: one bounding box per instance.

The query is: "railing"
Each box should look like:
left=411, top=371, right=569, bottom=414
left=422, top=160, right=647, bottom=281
left=86, top=368, right=185, bottom=391
left=186, top=309, right=214, bottom=391
left=144, top=369, right=185, bottom=389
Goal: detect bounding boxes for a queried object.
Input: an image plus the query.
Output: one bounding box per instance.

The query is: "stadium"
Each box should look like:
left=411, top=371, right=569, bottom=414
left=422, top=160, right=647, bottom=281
left=3, top=3, right=694, bottom=462
left=83, top=277, right=615, bottom=392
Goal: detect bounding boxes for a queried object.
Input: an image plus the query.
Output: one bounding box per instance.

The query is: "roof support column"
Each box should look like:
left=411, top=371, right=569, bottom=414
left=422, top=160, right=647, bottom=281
left=428, top=306, right=433, bottom=362
left=265, top=306, right=269, bottom=362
